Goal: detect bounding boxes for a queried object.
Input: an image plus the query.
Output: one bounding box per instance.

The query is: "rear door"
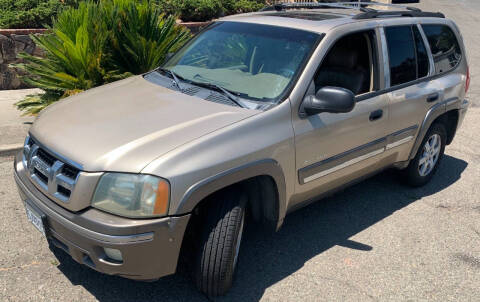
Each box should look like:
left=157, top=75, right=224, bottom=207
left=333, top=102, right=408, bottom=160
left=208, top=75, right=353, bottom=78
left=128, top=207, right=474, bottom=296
left=382, top=24, right=438, bottom=161
left=383, top=22, right=465, bottom=162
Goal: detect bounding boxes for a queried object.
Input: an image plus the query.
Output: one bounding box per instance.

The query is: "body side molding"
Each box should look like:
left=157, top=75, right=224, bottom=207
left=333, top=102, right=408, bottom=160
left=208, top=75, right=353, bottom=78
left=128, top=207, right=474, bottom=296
left=298, top=137, right=387, bottom=185
left=299, top=125, right=419, bottom=185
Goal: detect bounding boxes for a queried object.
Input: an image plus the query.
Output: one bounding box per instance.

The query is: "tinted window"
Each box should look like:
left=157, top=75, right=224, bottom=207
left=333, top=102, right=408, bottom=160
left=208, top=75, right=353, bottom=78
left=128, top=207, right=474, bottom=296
left=422, top=24, right=462, bottom=74
left=385, top=26, right=417, bottom=86
left=413, top=26, right=429, bottom=78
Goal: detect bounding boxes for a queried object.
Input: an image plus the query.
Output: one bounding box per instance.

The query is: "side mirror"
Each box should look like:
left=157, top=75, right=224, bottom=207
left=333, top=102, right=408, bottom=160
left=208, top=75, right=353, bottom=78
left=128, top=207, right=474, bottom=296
left=300, top=86, right=355, bottom=117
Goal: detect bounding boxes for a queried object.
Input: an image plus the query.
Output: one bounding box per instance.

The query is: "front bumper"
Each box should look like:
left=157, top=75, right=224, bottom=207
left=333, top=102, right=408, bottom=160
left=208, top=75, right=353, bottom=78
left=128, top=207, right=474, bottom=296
left=14, top=153, right=190, bottom=280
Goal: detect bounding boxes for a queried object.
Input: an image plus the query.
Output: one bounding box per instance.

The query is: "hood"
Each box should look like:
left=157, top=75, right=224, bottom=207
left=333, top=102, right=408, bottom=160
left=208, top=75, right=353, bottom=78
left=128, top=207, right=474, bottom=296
left=30, top=76, right=258, bottom=172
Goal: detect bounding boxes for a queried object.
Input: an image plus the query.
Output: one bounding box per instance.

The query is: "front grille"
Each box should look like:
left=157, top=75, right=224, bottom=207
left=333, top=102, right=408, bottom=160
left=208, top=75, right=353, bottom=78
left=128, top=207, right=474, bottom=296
left=62, top=165, right=79, bottom=179
left=37, top=148, right=55, bottom=166
left=57, top=185, right=71, bottom=198
left=23, top=136, right=80, bottom=203
left=34, top=168, right=48, bottom=184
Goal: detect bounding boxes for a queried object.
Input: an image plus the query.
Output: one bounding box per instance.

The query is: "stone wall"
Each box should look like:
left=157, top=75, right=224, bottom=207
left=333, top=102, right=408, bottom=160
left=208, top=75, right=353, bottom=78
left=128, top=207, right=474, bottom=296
left=0, top=29, right=47, bottom=90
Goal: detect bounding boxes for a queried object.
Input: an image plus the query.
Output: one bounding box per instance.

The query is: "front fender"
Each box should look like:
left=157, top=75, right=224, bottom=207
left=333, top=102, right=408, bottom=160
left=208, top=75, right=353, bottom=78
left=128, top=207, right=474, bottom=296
left=176, top=159, right=287, bottom=231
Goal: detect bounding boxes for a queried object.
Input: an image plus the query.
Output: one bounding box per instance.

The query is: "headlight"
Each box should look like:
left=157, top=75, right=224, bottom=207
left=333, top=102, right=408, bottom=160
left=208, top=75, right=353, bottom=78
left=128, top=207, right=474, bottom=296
left=92, top=173, right=169, bottom=218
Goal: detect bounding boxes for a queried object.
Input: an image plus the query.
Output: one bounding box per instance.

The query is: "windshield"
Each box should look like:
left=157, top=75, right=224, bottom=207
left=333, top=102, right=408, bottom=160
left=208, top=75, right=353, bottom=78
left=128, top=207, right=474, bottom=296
left=162, top=22, right=320, bottom=103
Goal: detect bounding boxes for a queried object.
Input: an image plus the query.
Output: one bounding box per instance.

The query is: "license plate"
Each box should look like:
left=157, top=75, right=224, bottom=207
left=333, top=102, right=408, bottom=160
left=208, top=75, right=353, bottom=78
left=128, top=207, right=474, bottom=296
left=25, top=204, right=46, bottom=237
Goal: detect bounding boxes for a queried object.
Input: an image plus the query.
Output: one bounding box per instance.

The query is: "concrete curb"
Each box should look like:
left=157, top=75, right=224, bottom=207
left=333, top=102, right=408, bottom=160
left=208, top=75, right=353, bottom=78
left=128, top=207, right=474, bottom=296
left=0, top=143, right=23, bottom=157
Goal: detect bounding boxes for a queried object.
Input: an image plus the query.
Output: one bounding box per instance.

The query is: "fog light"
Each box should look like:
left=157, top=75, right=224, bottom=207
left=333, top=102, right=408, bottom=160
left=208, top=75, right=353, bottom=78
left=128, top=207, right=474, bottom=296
left=104, top=248, right=123, bottom=262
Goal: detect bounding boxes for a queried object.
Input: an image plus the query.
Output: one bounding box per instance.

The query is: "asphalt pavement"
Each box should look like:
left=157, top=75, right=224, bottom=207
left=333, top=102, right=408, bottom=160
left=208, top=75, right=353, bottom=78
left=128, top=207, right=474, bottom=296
left=0, top=89, right=39, bottom=154
left=1, top=0, right=479, bottom=301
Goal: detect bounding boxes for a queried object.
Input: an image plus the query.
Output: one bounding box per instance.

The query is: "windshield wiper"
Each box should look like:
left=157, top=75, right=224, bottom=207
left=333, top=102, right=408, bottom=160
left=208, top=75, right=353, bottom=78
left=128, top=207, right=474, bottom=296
left=155, top=67, right=186, bottom=91
left=190, top=75, right=249, bottom=109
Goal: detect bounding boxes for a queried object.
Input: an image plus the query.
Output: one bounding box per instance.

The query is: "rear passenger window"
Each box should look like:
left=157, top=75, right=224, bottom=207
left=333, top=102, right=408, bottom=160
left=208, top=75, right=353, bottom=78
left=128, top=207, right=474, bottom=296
left=385, top=26, right=431, bottom=86
left=385, top=26, right=417, bottom=86
left=422, top=24, right=462, bottom=74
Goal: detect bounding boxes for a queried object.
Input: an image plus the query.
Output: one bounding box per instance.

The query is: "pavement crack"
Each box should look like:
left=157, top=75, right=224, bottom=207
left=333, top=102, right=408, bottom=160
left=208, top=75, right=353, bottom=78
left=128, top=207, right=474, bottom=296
left=453, top=253, right=480, bottom=269
left=0, top=261, right=42, bottom=272
left=471, top=227, right=480, bottom=237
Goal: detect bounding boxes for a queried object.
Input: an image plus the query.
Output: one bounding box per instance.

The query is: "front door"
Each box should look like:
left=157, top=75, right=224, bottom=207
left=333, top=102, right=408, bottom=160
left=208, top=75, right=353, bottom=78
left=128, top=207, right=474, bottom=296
left=291, top=29, right=390, bottom=207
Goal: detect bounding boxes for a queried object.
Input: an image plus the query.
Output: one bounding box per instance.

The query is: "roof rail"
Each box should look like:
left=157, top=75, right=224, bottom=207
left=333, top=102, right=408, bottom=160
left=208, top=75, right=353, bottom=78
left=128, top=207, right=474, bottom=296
left=259, top=2, right=372, bottom=12
left=353, top=9, right=445, bottom=19
left=259, top=1, right=445, bottom=19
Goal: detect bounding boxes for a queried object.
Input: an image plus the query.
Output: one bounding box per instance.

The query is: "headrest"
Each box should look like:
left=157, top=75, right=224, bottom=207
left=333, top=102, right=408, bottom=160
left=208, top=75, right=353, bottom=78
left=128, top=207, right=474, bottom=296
left=326, top=48, right=359, bottom=69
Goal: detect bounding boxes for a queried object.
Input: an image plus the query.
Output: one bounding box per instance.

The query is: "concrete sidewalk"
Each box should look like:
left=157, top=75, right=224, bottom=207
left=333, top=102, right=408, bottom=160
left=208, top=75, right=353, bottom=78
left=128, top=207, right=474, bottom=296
left=0, top=89, right=42, bottom=156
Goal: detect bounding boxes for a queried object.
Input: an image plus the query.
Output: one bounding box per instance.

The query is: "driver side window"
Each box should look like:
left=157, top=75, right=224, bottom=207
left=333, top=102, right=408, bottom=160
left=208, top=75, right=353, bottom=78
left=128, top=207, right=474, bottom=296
left=314, top=30, right=378, bottom=96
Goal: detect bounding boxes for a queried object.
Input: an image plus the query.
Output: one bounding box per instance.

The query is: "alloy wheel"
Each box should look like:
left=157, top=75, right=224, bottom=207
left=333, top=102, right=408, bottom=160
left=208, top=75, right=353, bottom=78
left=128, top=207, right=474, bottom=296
left=418, top=133, right=441, bottom=177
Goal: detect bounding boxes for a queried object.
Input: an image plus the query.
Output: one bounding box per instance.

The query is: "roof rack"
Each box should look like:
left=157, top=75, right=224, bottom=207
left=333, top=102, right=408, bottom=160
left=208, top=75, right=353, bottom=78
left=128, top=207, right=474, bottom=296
left=260, top=2, right=370, bottom=12
left=259, top=1, right=445, bottom=19
left=353, top=9, right=444, bottom=19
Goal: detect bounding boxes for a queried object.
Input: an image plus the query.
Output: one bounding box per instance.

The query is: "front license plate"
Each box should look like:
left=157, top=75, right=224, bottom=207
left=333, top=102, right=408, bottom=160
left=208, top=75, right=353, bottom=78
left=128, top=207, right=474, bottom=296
left=25, top=204, right=46, bottom=237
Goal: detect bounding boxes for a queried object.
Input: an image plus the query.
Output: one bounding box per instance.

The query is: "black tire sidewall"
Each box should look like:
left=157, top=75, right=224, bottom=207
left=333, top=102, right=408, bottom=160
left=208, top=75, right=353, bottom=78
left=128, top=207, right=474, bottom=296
left=222, top=201, right=245, bottom=291
left=194, top=190, right=246, bottom=297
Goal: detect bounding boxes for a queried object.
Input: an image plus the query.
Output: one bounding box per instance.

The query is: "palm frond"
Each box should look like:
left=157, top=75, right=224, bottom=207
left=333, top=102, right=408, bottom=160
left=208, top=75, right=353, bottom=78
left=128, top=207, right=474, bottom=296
left=16, top=0, right=191, bottom=114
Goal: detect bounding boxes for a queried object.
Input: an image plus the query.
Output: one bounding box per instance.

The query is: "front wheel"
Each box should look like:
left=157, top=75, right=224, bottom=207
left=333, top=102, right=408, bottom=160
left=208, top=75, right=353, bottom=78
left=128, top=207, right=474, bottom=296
left=194, top=190, right=246, bottom=297
left=403, top=123, right=447, bottom=187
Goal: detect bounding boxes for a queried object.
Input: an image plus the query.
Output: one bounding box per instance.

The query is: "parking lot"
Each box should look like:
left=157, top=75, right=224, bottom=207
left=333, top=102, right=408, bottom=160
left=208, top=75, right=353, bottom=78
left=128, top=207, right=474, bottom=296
left=1, top=0, right=479, bottom=301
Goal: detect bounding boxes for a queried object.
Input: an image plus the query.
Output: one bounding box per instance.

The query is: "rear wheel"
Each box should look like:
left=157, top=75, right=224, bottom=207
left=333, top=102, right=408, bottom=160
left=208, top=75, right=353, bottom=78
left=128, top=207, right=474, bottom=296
left=194, top=190, right=246, bottom=297
left=403, top=123, right=446, bottom=187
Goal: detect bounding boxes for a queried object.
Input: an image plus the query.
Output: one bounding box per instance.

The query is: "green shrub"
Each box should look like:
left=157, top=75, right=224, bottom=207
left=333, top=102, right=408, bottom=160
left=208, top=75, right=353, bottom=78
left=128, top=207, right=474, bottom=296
left=14, top=0, right=191, bottom=115
left=221, top=0, right=265, bottom=15
left=178, top=0, right=223, bottom=22
left=154, top=0, right=266, bottom=22
left=155, top=0, right=181, bottom=17
left=0, top=0, right=80, bottom=29
left=0, top=0, right=267, bottom=29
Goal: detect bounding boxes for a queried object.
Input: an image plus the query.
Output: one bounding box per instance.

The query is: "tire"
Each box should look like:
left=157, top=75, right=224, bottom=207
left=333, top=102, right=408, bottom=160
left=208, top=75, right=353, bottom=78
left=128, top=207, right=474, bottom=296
left=194, top=190, right=246, bottom=297
left=403, top=122, right=447, bottom=187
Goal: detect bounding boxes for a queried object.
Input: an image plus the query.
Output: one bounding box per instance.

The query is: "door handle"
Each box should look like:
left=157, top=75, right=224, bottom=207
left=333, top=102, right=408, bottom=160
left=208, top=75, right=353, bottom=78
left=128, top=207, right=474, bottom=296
left=427, top=93, right=440, bottom=103
left=369, top=109, right=383, bottom=121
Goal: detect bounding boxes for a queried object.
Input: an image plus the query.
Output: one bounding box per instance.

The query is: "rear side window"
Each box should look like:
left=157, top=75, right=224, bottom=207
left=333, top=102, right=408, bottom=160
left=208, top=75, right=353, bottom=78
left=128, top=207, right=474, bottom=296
left=385, top=25, right=432, bottom=86
left=422, top=24, right=462, bottom=74
left=385, top=26, right=417, bottom=86
left=413, top=26, right=429, bottom=78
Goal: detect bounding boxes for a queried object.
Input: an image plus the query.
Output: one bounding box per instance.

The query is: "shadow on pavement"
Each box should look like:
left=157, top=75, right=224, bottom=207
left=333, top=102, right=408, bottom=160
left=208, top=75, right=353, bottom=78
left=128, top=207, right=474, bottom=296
left=51, top=155, right=467, bottom=302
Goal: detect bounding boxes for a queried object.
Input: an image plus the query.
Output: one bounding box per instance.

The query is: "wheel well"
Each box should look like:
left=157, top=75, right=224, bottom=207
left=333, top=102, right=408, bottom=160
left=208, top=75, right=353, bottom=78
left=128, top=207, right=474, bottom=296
left=189, top=175, right=279, bottom=228
left=182, top=175, right=279, bottom=249
left=177, top=175, right=279, bottom=270
left=433, top=110, right=459, bottom=145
